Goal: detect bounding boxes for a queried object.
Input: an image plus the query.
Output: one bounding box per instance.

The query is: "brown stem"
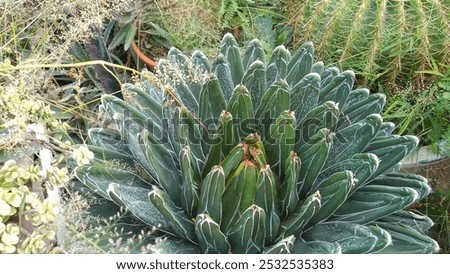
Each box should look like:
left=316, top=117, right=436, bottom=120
left=131, top=40, right=158, bottom=70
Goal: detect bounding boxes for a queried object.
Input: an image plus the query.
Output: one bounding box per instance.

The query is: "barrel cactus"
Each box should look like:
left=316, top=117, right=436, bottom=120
left=74, top=33, right=439, bottom=254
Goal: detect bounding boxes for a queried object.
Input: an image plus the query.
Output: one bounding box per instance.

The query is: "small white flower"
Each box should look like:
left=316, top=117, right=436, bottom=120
left=72, top=145, right=94, bottom=166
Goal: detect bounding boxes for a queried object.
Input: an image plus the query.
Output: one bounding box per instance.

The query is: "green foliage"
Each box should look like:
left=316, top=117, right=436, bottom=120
left=383, top=84, right=450, bottom=155
left=418, top=183, right=450, bottom=254
left=217, top=0, right=290, bottom=49
left=75, top=34, right=439, bottom=253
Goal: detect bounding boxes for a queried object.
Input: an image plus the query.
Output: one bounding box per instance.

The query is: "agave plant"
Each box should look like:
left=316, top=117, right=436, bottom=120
left=75, top=33, right=439, bottom=254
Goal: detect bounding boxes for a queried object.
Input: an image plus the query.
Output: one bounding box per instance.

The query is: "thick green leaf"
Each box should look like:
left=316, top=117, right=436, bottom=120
left=255, top=79, right=290, bottom=138
left=369, top=173, right=431, bottom=201
left=255, top=165, right=281, bottom=244
left=311, top=61, right=324, bottom=74
left=227, top=205, right=266, bottom=254
left=294, top=239, right=341, bottom=254
left=86, top=145, right=135, bottom=166
left=302, top=222, right=391, bottom=254
left=212, top=54, right=234, bottom=102
left=195, top=214, right=231, bottom=254
left=158, top=59, right=199, bottom=113
left=101, top=94, right=148, bottom=135
left=308, top=171, right=355, bottom=226
left=375, top=122, right=396, bottom=139
left=226, top=85, right=255, bottom=140
left=320, top=67, right=339, bottom=87
left=332, top=184, right=419, bottom=224
left=297, top=129, right=333, bottom=198
left=242, top=61, right=267, bottom=110
left=279, top=152, right=301, bottom=218
left=318, top=70, right=354, bottom=108
left=140, top=72, right=165, bottom=102
left=364, top=135, right=419, bottom=180
left=222, top=160, right=258, bottom=233
left=170, top=48, right=204, bottom=98
left=286, top=41, right=313, bottom=87
left=342, top=88, right=370, bottom=110
left=317, top=153, right=379, bottom=192
left=121, top=83, right=163, bottom=125
left=325, top=114, right=382, bottom=165
left=264, top=236, right=295, bottom=254
left=220, top=33, right=244, bottom=86
left=198, top=166, right=226, bottom=224
left=203, top=111, right=239, bottom=174
left=290, top=73, right=321, bottom=123
left=279, top=191, right=321, bottom=237
left=376, top=210, right=434, bottom=233
left=340, top=93, right=386, bottom=127
left=163, top=102, right=181, bottom=155
left=265, top=111, right=296, bottom=176
left=178, top=107, right=205, bottom=167
left=243, top=38, right=265, bottom=71
left=106, top=184, right=172, bottom=233
left=179, top=146, right=200, bottom=217
left=266, top=45, right=291, bottom=87
left=375, top=223, right=440, bottom=254
left=148, top=187, right=197, bottom=243
left=219, top=144, right=246, bottom=177
left=75, top=164, right=150, bottom=199
left=191, top=50, right=211, bottom=74
left=294, top=101, right=339, bottom=152
left=199, top=75, right=227, bottom=128
left=143, top=129, right=182, bottom=206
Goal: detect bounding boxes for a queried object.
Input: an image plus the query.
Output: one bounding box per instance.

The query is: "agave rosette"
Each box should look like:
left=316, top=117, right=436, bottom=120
left=75, top=34, right=439, bottom=254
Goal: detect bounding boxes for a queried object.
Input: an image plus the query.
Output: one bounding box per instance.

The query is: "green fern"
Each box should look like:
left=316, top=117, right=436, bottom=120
left=218, top=0, right=253, bottom=37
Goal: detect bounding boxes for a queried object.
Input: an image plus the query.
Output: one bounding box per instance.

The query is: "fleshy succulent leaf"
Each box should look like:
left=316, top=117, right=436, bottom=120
left=243, top=38, right=265, bottom=71
left=266, top=45, right=291, bottom=87
left=294, top=239, right=342, bottom=254
left=106, top=184, right=172, bottom=233
left=222, top=160, right=259, bottom=233
left=302, top=222, right=391, bottom=254
left=376, top=210, right=434, bottom=233
left=375, top=223, right=440, bottom=254
left=220, top=33, right=244, bottom=86
left=180, top=146, right=201, bottom=217
left=264, top=235, right=295, bottom=254
left=195, top=214, right=231, bottom=254
left=227, top=205, right=266, bottom=254
left=149, top=187, right=197, bottom=243
left=286, top=41, right=313, bottom=87
left=265, top=110, right=296, bottom=176
left=75, top=164, right=150, bottom=199
left=279, top=151, right=301, bottom=218
left=290, top=72, right=321, bottom=123
left=212, top=54, right=234, bottom=102
left=279, top=191, right=321, bottom=238
left=255, top=165, right=281, bottom=244
left=307, top=171, right=355, bottom=226
left=297, top=129, right=333, bottom=197
left=318, top=70, right=354, bottom=109
left=242, top=60, right=267, bottom=111
left=331, top=184, right=420, bottom=224
left=198, top=165, right=226, bottom=224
